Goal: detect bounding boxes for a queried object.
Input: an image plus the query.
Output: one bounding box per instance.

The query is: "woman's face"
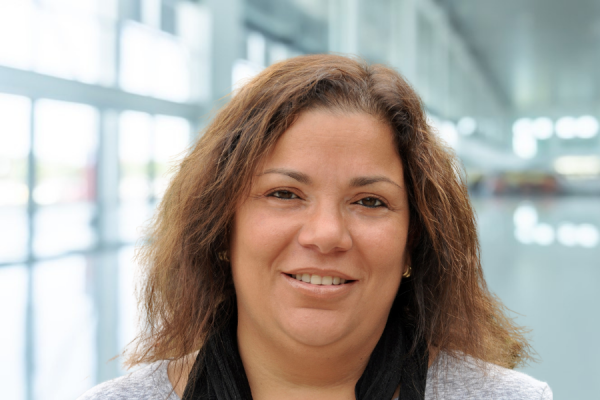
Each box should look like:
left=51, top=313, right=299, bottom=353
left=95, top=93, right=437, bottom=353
left=231, top=110, right=410, bottom=350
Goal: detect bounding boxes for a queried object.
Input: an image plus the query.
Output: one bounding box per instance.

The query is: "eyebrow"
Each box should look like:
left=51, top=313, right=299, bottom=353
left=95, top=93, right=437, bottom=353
left=259, top=168, right=402, bottom=190
left=350, top=176, right=403, bottom=190
left=259, top=168, right=312, bottom=185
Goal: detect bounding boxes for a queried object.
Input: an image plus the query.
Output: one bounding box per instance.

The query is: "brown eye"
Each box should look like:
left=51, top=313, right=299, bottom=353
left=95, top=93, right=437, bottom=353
left=269, top=190, right=298, bottom=200
left=357, top=197, right=384, bottom=208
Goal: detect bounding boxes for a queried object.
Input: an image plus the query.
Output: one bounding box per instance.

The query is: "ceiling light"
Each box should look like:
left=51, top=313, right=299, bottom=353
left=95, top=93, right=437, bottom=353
left=513, top=203, right=538, bottom=228
left=513, top=130, right=537, bottom=159
left=231, top=59, right=264, bottom=92
left=554, top=156, right=600, bottom=176
left=576, top=115, right=599, bottom=139
left=533, top=223, right=554, bottom=246
left=427, top=115, right=440, bottom=130
left=439, top=121, right=458, bottom=148
left=512, top=118, right=532, bottom=136
left=532, top=117, right=553, bottom=140
left=457, top=117, right=477, bottom=135
left=555, top=117, right=577, bottom=139
left=557, top=223, right=578, bottom=247
left=577, top=224, right=599, bottom=248
left=514, top=227, right=534, bottom=245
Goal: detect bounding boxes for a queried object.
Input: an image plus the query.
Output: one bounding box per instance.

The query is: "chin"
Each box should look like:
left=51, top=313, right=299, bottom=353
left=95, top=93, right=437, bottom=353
left=275, top=307, right=355, bottom=347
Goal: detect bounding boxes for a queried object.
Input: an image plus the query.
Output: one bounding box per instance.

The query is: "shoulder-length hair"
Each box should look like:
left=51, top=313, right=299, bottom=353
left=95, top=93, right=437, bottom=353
left=125, top=54, right=531, bottom=369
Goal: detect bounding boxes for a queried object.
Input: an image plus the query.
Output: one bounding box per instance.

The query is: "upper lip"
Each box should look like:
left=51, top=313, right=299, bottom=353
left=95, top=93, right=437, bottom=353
left=282, top=268, right=357, bottom=281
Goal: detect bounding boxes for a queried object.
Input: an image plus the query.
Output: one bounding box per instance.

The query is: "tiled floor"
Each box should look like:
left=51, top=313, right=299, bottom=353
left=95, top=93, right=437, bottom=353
left=474, top=196, right=600, bottom=399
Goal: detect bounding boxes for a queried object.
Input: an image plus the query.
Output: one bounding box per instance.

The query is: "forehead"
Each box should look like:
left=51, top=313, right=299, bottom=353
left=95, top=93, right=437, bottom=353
left=259, top=110, right=403, bottom=179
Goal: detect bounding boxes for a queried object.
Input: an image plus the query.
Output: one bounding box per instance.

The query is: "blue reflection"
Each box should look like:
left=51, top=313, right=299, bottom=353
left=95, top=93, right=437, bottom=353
left=33, top=203, right=96, bottom=258
left=512, top=200, right=600, bottom=248
left=475, top=196, right=600, bottom=399
left=0, top=265, right=27, bottom=400
left=33, top=256, right=96, bottom=399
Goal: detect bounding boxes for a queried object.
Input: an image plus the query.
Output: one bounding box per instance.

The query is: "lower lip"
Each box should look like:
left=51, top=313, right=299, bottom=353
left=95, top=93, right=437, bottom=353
left=282, top=273, right=356, bottom=298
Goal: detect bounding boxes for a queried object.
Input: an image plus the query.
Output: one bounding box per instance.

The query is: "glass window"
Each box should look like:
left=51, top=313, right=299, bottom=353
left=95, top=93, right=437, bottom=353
left=39, top=0, right=119, bottom=18
left=118, top=110, right=152, bottom=243
left=174, top=2, right=211, bottom=102
left=141, top=0, right=161, bottom=28
left=34, top=203, right=96, bottom=257
left=0, top=93, right=31, bottom=263
left=417, top=14, right=433, bottom=103
left=0, top=1, right=34, bottom=69
left=153, top=114, right=190, bottom=199
left=120, top=21, right=191, bottom=102
left=232, top=59, right=264, bottom=92
left=0, top=265, right=28, bottom=400
left=35, top=9, right=104, bottom=84
left=119, top=201, right=153, bottom=243
left=33, top=256, right=96, bottom=399
left=268, top=42, right=291, bottom=65
left=0, top=207, right=29, bottom=264
left=118, top=246, right=140, bottom=361
left=34, top=99, right=98, bottom=205
left=118, top=111, right=152, bottom=201
left=151, top=28, right=190, bottom=103
left=358, top=0, right=392, bottom=63
left=119, top=0, right=142, bottom=22
left=119, top=22, right=154, bottom=97
left=0, top=1, right=116, bottom=84
left=247, top=31, right=266, bottom=67
left=161, top=1, right=177, bottom=34
left=0, top=93, right=31, bottom=206
left=39, top=0, right=101, bottom=15
left=33, top=99, right=98, bottom=257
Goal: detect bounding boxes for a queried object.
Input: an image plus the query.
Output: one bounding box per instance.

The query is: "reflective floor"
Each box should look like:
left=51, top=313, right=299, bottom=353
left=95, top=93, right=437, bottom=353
left=474, top=196, right=600, bottom=399
left=1, top=196, right=598, bottom=399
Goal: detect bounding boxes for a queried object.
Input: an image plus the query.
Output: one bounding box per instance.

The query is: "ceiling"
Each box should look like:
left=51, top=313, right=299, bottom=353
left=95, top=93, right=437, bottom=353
left=438, top=0, right=600, bottom=118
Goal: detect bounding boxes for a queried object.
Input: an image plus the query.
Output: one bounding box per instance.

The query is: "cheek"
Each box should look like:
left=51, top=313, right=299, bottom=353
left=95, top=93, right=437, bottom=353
left=350, top=217, right=408, bottom=306
left=230, top=204, right=298, bottom=279
left=230, top=204, right=301, bottom=326
left=354, top=217, right=409, bottom=268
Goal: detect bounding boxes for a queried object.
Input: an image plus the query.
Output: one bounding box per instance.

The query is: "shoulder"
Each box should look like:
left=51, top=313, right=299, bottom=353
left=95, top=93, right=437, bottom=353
left=76, top=361, right=179, bottom=400
left=426, top=353, right=552, bottom=400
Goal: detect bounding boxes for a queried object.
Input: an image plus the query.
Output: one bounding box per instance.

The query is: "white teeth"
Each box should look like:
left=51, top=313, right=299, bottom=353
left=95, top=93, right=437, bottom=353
left=291, top=274, right=349, bottom=285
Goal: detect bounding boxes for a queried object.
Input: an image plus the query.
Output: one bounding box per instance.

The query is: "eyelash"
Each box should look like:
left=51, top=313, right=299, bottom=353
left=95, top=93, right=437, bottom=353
left=267, top=190, right=299, bottom=200
left=355, top=197, right=388, bottom=209
left=266, top=190, right=389, bottom=209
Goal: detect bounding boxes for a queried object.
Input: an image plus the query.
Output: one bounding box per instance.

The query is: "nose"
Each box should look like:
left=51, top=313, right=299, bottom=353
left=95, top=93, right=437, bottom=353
left=297, top=202, right=353, bottom=254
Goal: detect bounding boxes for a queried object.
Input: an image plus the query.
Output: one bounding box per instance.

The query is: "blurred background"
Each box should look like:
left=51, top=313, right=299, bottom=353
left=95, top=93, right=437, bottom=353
left=0, top=0, right=599, bottom=398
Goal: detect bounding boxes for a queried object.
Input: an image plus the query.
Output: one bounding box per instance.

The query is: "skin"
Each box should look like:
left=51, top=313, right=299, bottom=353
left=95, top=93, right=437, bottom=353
left=169, top=110, right=410, bottom=399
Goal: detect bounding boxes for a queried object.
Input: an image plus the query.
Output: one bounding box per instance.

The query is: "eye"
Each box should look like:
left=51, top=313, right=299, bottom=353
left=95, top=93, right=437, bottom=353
left=356, top=197, right=386, bottom=208
left=268, top=190, right=299, bottom=200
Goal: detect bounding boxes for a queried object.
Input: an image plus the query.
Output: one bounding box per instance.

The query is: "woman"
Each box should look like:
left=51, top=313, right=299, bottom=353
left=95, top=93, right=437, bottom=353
left=80, top=54, right=552, bottom=399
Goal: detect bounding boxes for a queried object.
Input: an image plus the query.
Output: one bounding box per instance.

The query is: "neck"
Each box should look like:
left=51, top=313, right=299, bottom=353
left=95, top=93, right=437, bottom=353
left=236, top=314, right=385, bottom=400
left=168, top=345, right=436, bottom=400
left=167, top=319, right=437, bottom=399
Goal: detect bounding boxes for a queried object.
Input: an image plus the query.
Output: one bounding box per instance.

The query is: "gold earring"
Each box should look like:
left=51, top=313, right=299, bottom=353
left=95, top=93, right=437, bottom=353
left=403, top=265, right=412, bottom=278
left=218, top=251, right=230, bottom=262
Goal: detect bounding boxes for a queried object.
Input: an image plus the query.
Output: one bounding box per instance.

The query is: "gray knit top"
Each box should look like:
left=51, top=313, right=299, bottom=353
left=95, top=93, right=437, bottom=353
left=77, top=353, right=552, bottom=400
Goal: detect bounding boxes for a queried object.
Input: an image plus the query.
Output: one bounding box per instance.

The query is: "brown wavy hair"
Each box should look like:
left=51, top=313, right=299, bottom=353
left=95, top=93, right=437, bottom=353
left=125, top=54, right=532, bottom=370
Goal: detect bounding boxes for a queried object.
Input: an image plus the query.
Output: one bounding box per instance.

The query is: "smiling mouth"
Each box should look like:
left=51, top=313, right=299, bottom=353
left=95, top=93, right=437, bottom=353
left=285, top=273, right=355, bottom=286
